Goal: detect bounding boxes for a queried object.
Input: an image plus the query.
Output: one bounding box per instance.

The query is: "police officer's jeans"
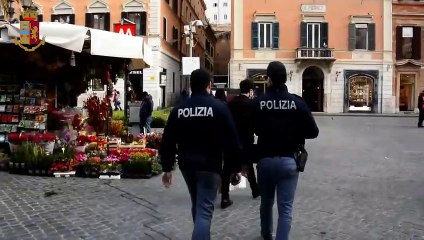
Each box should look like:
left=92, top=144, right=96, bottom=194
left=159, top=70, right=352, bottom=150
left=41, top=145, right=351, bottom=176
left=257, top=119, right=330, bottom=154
left=257, top=157, right=299, bottom=240
left=181, top=170, right=221, bottom=240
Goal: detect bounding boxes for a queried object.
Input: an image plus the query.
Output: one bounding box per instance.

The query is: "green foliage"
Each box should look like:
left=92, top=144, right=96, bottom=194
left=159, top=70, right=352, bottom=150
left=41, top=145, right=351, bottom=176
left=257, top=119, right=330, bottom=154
left=151, top=108, right=172, bottom=128
left=112, top=110, right=125, bottom=121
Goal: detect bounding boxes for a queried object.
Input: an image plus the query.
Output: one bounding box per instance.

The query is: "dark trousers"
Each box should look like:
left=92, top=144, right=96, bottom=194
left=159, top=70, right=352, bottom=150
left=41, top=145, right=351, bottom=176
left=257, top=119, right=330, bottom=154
left=181, top=170, right=221, bottom=240
left=221, top=162, right=258, bottom=199
left=419, top=110, right=424, bottom=127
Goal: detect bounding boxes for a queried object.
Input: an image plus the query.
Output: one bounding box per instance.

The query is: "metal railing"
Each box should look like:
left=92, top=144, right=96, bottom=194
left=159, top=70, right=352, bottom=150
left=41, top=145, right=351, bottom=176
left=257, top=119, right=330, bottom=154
left=296, top=48, right=335, bottom=59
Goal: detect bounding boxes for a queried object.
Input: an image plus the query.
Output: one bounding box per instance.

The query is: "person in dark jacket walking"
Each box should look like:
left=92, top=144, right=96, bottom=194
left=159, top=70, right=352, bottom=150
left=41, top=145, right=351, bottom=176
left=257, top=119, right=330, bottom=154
left=160, top=69, right=241, bottom=240
left=418, top=90, right=424, bottom=128
left=139, top=92, right=153, bottom=133
left=252, top=61, right=319, bottom=240
left=220, top=79, right=260, bottom=209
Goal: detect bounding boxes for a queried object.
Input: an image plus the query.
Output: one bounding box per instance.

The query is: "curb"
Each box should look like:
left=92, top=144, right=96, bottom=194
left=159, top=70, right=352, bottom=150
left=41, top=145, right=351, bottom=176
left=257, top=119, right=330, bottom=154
left=312, top=113, right=419, bottom=118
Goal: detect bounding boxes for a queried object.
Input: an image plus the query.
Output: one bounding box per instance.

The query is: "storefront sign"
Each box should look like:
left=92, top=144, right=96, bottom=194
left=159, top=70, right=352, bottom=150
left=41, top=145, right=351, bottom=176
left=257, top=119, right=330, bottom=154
left=402, top=27, right=413, bottom=38
left=301, top=4, right=326, bottom=13
left=113, top=23, right=136, bottom=36
left=14, top=8, right=45, bottom=51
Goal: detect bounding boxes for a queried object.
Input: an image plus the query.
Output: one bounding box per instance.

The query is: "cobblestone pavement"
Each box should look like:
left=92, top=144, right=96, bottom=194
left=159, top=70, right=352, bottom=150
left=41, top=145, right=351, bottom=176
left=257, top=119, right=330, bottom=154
left=0, top=116, right=424, bottom=240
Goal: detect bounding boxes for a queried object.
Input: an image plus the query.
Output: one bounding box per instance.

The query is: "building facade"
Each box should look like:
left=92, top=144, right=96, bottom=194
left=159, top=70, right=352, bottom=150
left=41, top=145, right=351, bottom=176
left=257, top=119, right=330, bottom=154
left=392, top=0, right=424, bottom=112
left=204, top=0, right=231, bottom=25
left=213, top=24, right=230, bottom=86
left=230, top=0, right=395, bottom=113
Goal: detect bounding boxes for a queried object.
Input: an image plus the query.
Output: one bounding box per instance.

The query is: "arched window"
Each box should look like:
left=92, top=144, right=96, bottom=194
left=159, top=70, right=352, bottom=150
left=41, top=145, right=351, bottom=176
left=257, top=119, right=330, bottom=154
left=348, top=75, right=374, bottom=111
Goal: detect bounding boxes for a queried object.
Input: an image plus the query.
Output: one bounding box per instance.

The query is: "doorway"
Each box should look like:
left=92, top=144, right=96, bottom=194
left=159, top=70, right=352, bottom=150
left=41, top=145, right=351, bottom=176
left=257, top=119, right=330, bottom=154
left=302, top=66, right=324, bottom=112
left=399, top=74, right=416, bottom=111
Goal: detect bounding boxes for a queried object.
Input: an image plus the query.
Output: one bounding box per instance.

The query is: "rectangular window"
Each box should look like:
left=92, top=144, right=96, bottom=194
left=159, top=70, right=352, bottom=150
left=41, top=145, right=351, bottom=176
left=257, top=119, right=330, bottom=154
left=172, top=26, right=178, bottom=48
left=172, top=0, right=178, bottom=14
left=348, top=22, right=375, bottom=51
left=86, top=13, right=111, bottom=30
left=214, top=3, right=218, bottom=7
left=163, top=18, right=167, bottom=40
left=258, top=22, right=272, bottom=48
left=51, top=14, right=74, bottom=24
left=93, top=14, right=106, bottom=30
left=223, top=2, right=228, bottom=7
left=214, top=14, right=217, bottom=20
left=355, top=24, right=368, bottom=50
left=396, top=26, right=421, bottom=60
left=127, top=12, right=146, bottom=36
left=224, top=14, right=227, bottom=20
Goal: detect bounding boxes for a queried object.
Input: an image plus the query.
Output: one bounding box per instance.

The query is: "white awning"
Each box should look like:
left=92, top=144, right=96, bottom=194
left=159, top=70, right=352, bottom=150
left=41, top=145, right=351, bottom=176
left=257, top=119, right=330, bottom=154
left=3, top=22, right=152, bottom=67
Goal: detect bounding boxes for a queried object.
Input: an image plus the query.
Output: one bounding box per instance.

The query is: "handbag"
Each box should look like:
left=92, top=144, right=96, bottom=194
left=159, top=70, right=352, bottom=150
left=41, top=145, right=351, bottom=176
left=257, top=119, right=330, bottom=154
left=294, top=144, right=308, bottom=172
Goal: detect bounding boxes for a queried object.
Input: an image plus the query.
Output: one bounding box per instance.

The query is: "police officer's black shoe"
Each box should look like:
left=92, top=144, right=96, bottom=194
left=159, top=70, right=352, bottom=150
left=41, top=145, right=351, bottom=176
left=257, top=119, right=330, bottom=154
left=419, top=125, right=423, bottom=128
left=221, top=199, right=233, bottom=209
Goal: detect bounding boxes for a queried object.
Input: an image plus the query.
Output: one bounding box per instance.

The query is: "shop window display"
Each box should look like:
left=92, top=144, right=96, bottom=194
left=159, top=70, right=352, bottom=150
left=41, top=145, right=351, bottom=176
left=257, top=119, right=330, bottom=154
left=348, top=76, right=374, bottom=112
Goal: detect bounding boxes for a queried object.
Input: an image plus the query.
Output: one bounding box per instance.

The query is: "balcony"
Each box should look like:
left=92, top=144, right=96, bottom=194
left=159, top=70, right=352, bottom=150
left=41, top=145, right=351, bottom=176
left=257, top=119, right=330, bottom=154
left=296, top=48, right=335, bottom=60
left=295, top=48, right=336, bottom=72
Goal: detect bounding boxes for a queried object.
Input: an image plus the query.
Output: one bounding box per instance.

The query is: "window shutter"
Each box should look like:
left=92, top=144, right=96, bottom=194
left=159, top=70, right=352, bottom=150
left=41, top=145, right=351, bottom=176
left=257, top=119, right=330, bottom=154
left=300, top=22, right=307, bottom=47
left=121, top=12, right=128, bottom=20
left=396, top=26, right=403, bottom=60
left=37, top=15, right=43, bottom=22
left=272, top=22, right=279, bottom=49
left=413, top=26, right=421, bottom=60
left=69, top=14, right=75, bottom=24
left=104, top=13, right=110, bottom=31
left=368, top=23, right=376, bottom=51
left=85, top=13, right=92, bottom=27
left=321, top=22, right=328, bottom=47
left=348, top=23, right=356, bottom=51
left=141, top=12, right=147, bottom=36
left=251, top=22, right=258, bottom=49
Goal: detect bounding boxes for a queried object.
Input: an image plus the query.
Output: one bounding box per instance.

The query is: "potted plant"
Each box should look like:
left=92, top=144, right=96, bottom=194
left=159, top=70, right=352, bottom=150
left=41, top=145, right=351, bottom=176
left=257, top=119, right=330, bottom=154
left=83, top=95, right=111, bottom=134
left=121, top=152, right=154, bottom=178
left=99, top=155, right=121, bottom=179
left=146, top=133, right=163, bottom=150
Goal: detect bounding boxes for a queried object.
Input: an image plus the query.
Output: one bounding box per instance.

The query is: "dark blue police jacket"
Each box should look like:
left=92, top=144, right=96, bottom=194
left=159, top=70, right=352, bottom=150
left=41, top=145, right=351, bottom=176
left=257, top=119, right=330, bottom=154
left=251, top=85, right=319, bottom=159
left=160, top=91, right=241, bottom=173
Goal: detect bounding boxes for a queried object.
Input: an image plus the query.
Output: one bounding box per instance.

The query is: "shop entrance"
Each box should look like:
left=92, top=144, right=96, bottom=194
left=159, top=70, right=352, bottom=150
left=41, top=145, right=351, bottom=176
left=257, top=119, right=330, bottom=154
left=399, top=74, right=416, bottom=111
left=249, top=71, right=268, bottom=97
left=302, top=66, right=324, bottom=112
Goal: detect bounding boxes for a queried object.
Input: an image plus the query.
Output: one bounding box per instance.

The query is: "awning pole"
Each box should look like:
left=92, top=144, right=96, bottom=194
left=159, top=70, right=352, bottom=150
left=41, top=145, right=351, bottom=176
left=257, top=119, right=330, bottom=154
left=124, top=60, right=130, bottom=135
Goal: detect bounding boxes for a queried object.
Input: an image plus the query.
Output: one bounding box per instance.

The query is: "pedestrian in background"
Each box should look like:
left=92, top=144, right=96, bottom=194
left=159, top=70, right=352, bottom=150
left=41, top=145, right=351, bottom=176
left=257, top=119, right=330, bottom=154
left=214, top=89, right=227, bottom=103
left=159, top=69, right=241, bottom=240
left=220, top=79, right=260, bottom=209
left=418, top=90, right=424, bottom=128
left=252, top=61, right=319, bottom=240
left=139, top=91, right=153, bottom=133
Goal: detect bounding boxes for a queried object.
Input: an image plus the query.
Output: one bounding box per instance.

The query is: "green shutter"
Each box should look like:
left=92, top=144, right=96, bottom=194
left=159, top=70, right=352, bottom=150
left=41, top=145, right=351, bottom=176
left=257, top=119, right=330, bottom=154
left=368, top=23, right=375, bottom=51
left=251, top=22, right=258, bottom=49
left=395, top=26, right=403, bottom=60
left=141, top=12, right=147, bottom=36
left=348, top=23, right=356, bottom=51
left=413, top=27, right=421, bottom=60
left=272, top=22, right=279, bottom=49
left=85, top=13, right=92, bottom=27
left=104, top=13, right=110, bottom=31
left=69, top=14, right=75, bottom=24
left=321, top=22, right=328, bottom=47
left=300, top=22, right=307, bottom=47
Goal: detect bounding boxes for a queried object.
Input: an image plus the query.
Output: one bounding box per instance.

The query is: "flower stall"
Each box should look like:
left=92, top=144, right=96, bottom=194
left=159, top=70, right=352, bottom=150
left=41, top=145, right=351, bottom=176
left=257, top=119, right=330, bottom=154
left=2, top=95, right=164, bottom=179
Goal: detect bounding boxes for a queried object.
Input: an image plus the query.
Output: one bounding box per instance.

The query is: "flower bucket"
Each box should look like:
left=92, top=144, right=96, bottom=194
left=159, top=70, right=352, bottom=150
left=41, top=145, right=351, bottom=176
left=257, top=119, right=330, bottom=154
left=75, top=145, right=86, bottom=153
left=43, top=142, right=55, bottom=153
left=9, top=143, right=20, bottom=153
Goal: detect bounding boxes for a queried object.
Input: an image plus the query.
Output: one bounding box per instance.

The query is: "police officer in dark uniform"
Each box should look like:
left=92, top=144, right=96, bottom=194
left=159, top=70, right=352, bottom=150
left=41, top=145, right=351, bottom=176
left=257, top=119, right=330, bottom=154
left=252, top=61, right=319, bottom=240
left=160, top=69, right=241, bottom=240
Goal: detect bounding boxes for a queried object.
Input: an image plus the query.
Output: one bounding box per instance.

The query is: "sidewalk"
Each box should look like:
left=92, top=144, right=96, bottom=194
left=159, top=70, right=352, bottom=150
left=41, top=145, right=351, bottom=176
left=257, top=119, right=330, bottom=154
left=313, top=112, right=419, bottom=117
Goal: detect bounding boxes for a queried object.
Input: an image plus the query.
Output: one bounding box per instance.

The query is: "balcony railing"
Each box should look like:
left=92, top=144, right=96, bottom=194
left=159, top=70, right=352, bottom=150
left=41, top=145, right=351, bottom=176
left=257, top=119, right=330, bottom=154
left=296, top=48, right=335, bottom=60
